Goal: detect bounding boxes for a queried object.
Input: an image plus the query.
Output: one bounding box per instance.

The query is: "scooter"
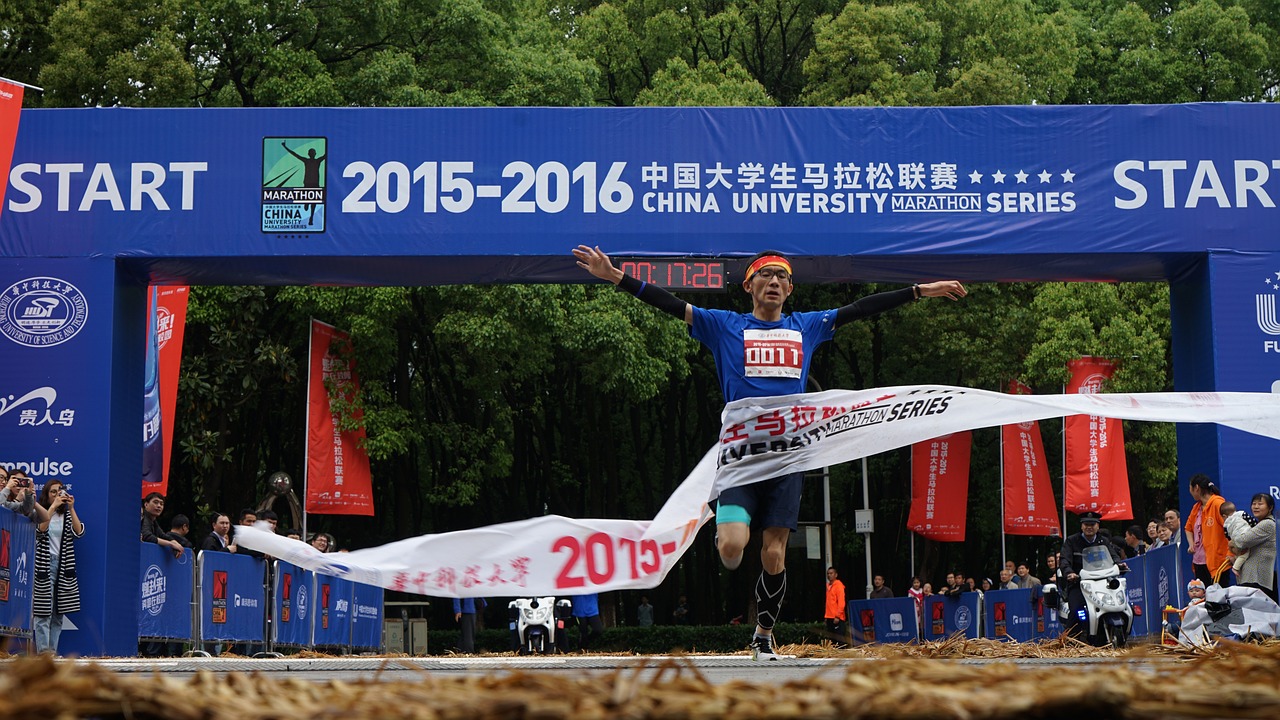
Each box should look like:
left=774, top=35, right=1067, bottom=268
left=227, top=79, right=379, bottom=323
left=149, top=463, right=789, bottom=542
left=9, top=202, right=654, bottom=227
left=1043, top=544, right=1133, bottom=648
left=508, top=597, right=573, bottom=655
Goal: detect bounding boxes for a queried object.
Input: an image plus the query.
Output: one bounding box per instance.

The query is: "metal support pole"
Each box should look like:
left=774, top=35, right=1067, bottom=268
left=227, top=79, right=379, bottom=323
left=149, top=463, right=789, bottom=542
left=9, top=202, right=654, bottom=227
left=862, top=457, right=873, bottom=599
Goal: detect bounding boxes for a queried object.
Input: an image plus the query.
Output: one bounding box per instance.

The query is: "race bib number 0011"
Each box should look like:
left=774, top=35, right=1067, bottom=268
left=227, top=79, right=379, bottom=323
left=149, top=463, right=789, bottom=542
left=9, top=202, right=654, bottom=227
left=743, top=329, right=803, bottom=378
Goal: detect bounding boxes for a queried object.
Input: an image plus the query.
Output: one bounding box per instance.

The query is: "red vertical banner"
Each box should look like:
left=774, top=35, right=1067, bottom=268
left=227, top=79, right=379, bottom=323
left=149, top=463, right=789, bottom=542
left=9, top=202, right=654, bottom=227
left=1064, top=357, right=1132, bottom=520
left=142, top=286, right=189, bottom=498
left=0, top=80, right=24, bottom=215
left=907, top=431, right=971, bottom=542
left=306, top=320, right=375, bottom=516
left=1002, top=380, right=1061, bottom=536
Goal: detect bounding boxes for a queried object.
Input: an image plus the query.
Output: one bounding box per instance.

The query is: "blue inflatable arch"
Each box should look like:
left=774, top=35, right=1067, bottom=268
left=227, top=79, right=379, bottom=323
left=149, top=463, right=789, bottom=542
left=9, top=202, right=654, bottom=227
left=0, top=105, right=1276, bottom=655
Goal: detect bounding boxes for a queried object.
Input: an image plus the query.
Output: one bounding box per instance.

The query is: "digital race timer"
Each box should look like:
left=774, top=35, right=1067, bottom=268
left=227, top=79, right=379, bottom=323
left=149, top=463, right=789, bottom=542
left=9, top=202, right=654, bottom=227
left=615, top=258, right=728, bottom=292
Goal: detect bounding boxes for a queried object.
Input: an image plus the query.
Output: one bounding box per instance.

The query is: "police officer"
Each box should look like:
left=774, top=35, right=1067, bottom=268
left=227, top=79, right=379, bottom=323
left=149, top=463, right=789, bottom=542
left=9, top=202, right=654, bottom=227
left=1058, top=511, right=1127, bottom=637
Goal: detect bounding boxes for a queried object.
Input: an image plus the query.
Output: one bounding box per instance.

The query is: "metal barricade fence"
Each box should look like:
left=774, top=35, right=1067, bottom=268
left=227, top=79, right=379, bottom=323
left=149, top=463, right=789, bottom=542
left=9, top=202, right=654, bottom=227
left=137, top=542, right=195, bottom=648
left=0, top=509, right=36, bottom=645
left=187, top=551, right=384, bottom=656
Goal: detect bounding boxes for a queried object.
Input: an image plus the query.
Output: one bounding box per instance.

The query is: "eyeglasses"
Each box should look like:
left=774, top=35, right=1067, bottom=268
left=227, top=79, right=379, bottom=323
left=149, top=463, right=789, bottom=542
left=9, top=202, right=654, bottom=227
left=754, top=268, right=791, bottom=282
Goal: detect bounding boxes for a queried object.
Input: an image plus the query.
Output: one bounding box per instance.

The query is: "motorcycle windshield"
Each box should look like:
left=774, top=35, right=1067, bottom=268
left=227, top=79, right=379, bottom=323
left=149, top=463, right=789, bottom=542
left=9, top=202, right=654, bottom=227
left=1080, top=545, right=1115, bottom=573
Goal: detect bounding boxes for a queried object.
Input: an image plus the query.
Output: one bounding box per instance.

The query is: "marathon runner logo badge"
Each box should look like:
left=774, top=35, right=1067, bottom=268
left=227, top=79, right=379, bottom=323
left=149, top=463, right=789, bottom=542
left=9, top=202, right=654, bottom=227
left=262, top=137, right=327, bottom=233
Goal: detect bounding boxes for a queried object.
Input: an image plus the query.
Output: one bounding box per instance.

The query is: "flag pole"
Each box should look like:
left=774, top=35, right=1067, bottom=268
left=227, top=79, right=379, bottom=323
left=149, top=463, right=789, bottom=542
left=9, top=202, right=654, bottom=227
left=999, top=385, right=1007, bottom=568
left=1061, top=381, right=1067, bottom=534
left=0, top=76, right=43, bottom=91
left=302, top=318, right=313, bottom=542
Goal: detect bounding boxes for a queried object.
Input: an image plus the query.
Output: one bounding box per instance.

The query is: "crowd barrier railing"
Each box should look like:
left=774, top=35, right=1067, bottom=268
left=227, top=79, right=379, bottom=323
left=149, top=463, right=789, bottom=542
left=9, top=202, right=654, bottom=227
left=850, top=597, right=919, bottom=644
left=138, top=542, right=194, bottom=644
left=0, top=509, right=36, bottom=642
left=137, top=546, right=385, bottom=656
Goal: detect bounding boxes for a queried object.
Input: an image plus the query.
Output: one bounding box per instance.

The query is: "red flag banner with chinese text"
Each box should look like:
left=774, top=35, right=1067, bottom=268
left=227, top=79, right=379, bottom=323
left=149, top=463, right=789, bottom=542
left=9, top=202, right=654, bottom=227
left=0, top=80, right=22, bottom=215
left=141, top=286, right=189, bottom=498
left=907, top=431, right=971, bottom=542
left=306, top=320, right=375, bottom=516
left=1001, top=380, right=1061, bottom=536
left=1064, top=357, right=1132, bottom=520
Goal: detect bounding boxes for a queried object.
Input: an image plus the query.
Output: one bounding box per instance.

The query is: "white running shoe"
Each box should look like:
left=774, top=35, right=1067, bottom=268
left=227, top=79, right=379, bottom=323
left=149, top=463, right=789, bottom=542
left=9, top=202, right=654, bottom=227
left=749, top=634, right=780, bottom=661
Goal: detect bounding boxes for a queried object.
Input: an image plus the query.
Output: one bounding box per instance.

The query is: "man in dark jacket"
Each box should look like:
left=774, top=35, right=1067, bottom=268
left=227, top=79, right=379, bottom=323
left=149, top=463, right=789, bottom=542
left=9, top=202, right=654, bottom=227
left=141, top=493, right=184, bottom=558
left=1058, top=512, right=1127, bottom=636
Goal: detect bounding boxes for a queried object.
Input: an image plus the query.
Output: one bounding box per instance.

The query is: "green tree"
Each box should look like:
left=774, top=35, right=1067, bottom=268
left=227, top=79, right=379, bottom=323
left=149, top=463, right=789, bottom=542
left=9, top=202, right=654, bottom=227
left=0, top=0, right=58, bottom=95
left=801, top=1, right=941, bottom=106
left=636, top=56, right=775, bottom=105
left=38, top=0, right=195, bottom=107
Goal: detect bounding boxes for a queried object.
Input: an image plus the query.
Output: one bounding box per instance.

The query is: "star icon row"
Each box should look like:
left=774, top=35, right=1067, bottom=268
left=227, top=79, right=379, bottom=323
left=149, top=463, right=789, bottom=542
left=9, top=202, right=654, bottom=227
left=967, top=169, right=1076, bottom=184
left=1264, top=272, right=1280, bottom=288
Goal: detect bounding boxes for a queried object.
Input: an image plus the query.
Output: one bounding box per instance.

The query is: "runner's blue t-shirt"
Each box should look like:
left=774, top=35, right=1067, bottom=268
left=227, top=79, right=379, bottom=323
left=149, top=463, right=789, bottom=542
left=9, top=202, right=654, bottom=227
left=690, top=307, right=837, bottom=402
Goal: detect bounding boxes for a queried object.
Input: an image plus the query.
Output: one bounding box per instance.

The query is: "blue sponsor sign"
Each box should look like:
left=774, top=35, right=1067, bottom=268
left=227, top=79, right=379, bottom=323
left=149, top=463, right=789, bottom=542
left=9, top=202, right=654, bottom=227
left=1144, top=545, right=1185, bottom=616
left=4, top=105, right=1280, bottom=285
left=137, top=542, right=193, bottom=641
left=850, top=598, right=918, bottom=645
left=0, top=509, right=35, bottom=635
left=312, top=575, right=353, bottom=647
left=198, top=551, right=266, bottom=643
left=0, top=258, right=138, bottom=656
left=1123, top=555, right=1149, bottom=637
left=272, top=560, right=314, bottom=647
left=1039, top=587, right=1066, bottom=639
left=984, top=589, right=1037, bottom=643
left=350, top=582, right=384, bottom=650
left=922, top=593, right=982, bottom=641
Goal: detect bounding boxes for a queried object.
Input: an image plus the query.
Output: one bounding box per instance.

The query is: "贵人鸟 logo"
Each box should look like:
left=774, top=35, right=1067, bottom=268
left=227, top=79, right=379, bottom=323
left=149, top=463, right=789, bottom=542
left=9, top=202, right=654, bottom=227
left=262, top=137, right=327, bottom=233
left=0, top=277, right=89, bottom=348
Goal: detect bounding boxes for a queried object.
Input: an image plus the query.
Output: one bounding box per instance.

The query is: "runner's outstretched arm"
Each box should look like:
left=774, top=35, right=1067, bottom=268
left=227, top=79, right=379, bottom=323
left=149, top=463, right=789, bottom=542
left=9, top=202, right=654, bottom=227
left=572, top=245, right=694, bottom=325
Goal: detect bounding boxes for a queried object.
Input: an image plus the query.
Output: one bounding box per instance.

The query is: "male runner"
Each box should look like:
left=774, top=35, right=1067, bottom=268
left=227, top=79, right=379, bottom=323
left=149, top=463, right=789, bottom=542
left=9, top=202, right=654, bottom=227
left=573, top=245, right=966, bottom=659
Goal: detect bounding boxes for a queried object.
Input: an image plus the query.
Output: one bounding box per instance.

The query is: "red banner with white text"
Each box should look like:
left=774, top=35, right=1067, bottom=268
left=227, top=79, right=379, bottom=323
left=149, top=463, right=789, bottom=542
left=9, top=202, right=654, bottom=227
left=1064, top=358, right=1132, bottom=520
left=1001, top=380, right=1061, bottom=536
left=0, top=79, right=23, bottom=212
left=306, top=320, right=374, bottom=516
left=0, top=80, right=22, bottom=214
left=908, top=431, right=971, bottom=542
left=141, top=286, right=189, bottom=498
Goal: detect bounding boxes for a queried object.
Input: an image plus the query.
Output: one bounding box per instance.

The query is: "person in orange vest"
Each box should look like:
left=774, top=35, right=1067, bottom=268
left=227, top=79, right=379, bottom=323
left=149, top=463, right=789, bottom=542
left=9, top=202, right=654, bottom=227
left=1184, top=474, right=1230, bottom=586
left=824, top=566, right=848, bottom=648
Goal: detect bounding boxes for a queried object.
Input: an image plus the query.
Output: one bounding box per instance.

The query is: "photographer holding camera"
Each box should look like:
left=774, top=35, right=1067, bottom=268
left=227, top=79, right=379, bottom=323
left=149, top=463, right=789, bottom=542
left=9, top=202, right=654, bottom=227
left=1, top=468, right=49, bottom=523
left=33, top=478, right=84, bottom=655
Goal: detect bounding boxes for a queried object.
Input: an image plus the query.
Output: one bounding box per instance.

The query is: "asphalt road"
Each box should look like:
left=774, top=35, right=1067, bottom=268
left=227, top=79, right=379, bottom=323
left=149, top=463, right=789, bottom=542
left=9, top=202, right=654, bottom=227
left=82, top=654, right=1175, bottom=685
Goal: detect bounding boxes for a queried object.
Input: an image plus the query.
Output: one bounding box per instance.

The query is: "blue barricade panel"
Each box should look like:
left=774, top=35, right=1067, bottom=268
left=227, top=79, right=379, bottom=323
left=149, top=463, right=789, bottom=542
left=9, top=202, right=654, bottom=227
left=0, top=511, right=35, bottom=635
left=922, top=593, right=981, bottom=640
left=1144, top=545, right=1185, bottom=618
left=984, top=589, right=1036, bottom=642
left=1037, top=588, right=1064, bottom=639
left=138, top=543, right=193, bottom=640
left=1124, top=555, right=1149, bottom=637
left=273, top=560, right=314, bottom=647
left=313, top=575, right=354, bottom=647
left=350, top=582, right=384, bottom=650
left=851, top=598, right=918, bottom=645
left=199, top=551, right=267, bottom=643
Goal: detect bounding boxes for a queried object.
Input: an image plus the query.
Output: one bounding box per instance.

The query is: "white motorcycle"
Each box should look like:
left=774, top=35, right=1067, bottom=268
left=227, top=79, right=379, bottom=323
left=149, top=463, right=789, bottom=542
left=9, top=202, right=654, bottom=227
left=1044, top=544, right=1133, bottom=648
left=508, top=597, right=572, bottom=655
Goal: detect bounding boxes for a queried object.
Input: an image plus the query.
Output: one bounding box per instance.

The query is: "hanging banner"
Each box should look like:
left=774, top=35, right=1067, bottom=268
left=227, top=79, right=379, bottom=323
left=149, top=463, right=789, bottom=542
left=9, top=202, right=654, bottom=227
left=1002, top=380, right=1060, bottom=536
left=907, top=431, right=971, bottom=542
left=142, top=286, right=189, bottom=497
left=1064, top=358, right=1132, bottom=519
left=239, top=384, right=1280, bottom=598
left=0, top=80, right=23, bottom=216
left=306, top=320, right=374, bottom=516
